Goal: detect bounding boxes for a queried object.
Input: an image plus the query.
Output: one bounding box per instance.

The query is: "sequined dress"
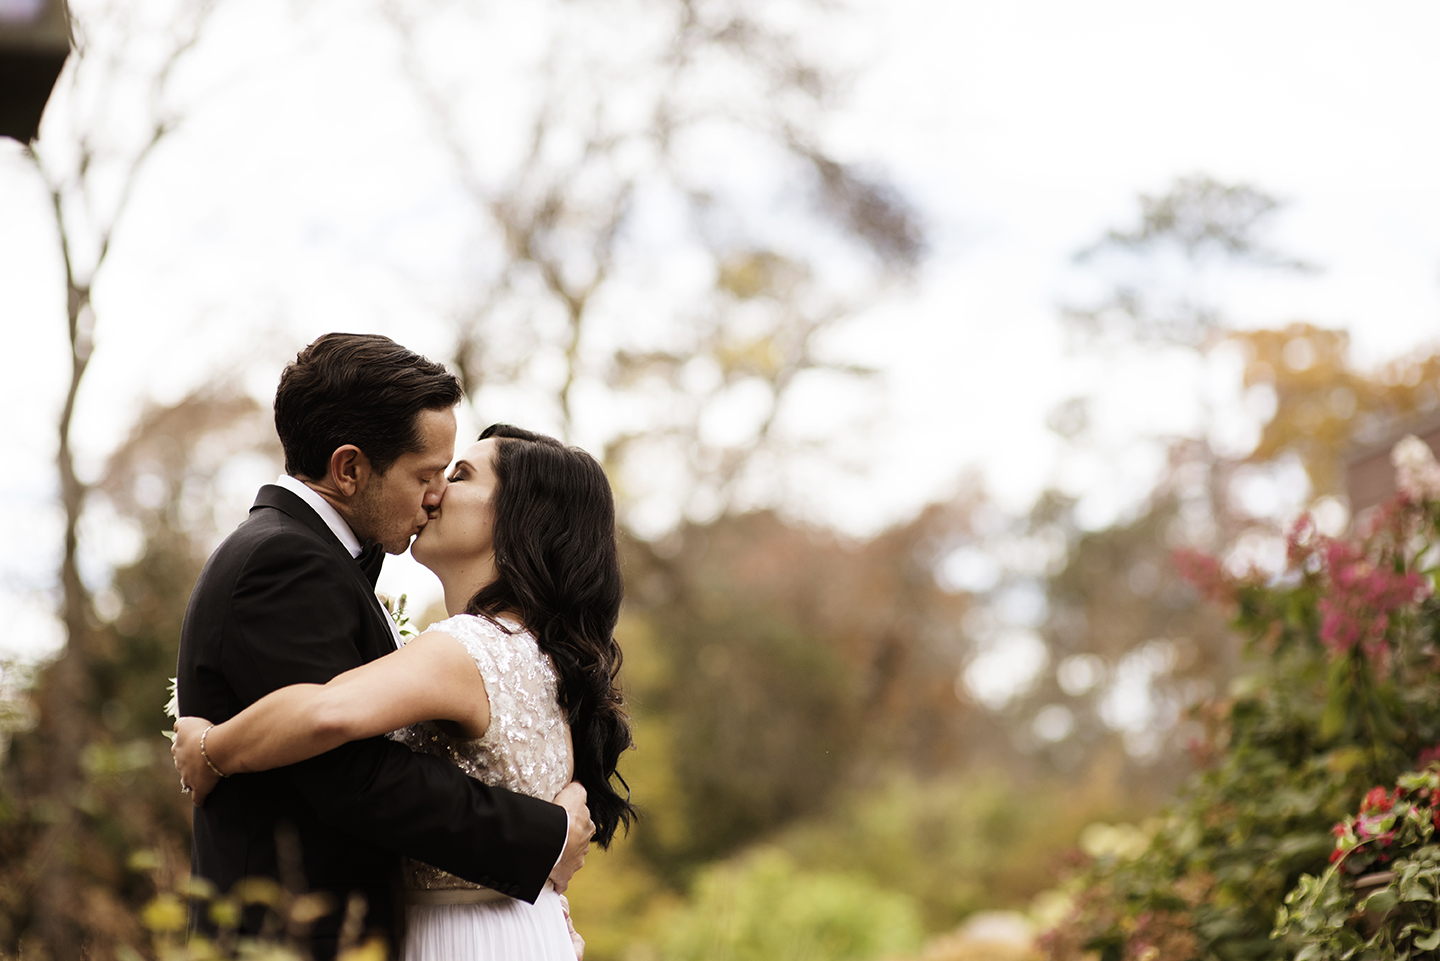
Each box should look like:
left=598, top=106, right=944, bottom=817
left=388, top=614, right=579, bottom=960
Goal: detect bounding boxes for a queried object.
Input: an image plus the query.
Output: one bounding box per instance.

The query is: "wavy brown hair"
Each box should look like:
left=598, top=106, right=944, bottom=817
left=465, top=424, right=635, bottom=846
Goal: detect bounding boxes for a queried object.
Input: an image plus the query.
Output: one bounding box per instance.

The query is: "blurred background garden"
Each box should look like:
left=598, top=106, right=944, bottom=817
left=4, top=0, right=1440, bottom=958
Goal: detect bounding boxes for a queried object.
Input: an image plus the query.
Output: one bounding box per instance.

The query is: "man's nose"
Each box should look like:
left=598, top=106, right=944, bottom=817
left=423, top=477, right=447, bottom=511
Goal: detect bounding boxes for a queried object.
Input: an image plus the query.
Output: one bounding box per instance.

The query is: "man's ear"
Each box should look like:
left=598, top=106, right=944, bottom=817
left=328, top=445, right=373, bottom=498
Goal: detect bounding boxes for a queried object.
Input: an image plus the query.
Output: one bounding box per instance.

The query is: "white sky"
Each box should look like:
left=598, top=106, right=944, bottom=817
left=2, top=0, right=1439, bottom=654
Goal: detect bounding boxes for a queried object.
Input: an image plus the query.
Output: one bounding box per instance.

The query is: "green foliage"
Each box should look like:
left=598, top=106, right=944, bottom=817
left=1278, top=848, right=1440, bottom=961
left=619, top=508, right=978, bottom=874
left=1273, top=767, right=1440, bottom=961
left=1042, top=492, right=1440, bottom=961
left=777, top=770, right=1138, bottom=932
left=658, top=849, right=923, bottom=961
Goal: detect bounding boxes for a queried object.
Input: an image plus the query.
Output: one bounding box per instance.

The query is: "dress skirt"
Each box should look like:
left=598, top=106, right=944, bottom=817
left=403, top=887, right=579, bottom=961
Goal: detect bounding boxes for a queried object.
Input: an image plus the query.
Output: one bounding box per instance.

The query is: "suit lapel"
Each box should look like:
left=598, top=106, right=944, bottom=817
left=251, top=485, right=352, bottom=557
left=250, top=485, right=394, bottom=659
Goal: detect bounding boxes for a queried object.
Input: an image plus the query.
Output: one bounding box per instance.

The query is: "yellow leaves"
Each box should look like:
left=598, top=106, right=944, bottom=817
left=141, top=893, right=187, bottom=933
left=126, top=848, right=162, bottom=872
left=286, top=892, right=335, bottom=925
left=337, top=936, right=388, bottom=961
left=206, top=897, right=240, bottom=929
left=717, top=251, right=797, bottom=300
left=1230, top=323, right=1440, bottom=496
left=1237, top=325, right=1351, bottom=390
left=182, top=876, right=217, bottom=902
left=1076, top=822, right=1153, bottom=862
left=715, top=336, right=785, bottom=379
left=230, top=877, right=282, bottom=908
left=137, top=872, right=373, bottom=960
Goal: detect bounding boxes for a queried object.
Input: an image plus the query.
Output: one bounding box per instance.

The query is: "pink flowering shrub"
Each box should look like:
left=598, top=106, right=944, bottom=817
left=1179, top=497, right=1432, bottom=680
left=1045, top=482, right=1440, bottom=961
left=1278, top=511, right=1429, bottom=673
left=1315, top=539, right=1424, bottom=660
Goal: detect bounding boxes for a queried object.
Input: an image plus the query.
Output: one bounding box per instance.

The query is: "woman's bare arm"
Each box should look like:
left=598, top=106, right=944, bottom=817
left=173, top=630, right=489, bottom=805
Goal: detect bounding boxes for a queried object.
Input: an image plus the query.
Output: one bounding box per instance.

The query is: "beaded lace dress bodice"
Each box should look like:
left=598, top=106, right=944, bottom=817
left=389, top=613, right=573, bottom=893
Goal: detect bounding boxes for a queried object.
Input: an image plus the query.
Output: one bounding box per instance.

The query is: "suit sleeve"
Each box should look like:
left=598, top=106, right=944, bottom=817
left=225, top=531, right=567, bottom=902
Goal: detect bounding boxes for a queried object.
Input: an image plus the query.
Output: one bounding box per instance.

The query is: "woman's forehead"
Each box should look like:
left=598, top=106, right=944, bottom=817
left=456, top=437, right=499, bottom=466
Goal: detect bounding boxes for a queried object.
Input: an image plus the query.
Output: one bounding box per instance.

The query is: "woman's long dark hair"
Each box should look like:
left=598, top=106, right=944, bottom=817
left=466, top=424, right=635, bottom=846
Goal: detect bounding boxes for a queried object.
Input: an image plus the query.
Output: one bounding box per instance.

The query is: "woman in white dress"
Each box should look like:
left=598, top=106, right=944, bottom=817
left=172, top=424, right=635, bottom=960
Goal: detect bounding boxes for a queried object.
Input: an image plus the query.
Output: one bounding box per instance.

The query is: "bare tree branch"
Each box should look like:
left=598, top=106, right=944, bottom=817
left=15, top=1, right=222, bottom=951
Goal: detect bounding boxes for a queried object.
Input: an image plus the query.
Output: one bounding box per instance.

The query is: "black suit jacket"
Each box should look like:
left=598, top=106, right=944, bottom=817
left=177, top=485, right=566, bottom=959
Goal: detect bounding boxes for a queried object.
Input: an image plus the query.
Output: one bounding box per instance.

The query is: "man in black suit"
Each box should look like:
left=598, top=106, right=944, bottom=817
left=175, top=333, right=592, bottom=959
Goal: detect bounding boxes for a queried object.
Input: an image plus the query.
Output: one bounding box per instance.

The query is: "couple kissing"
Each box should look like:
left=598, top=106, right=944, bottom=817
left=171, top=332, right=633, bottom=960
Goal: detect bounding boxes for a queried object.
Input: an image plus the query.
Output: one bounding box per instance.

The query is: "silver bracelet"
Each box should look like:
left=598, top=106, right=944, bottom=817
left=200, top=725, right=230, bottom=778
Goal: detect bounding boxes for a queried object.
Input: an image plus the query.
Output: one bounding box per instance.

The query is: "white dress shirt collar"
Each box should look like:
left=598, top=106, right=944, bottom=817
left=273, top=474, right=363, bottom=558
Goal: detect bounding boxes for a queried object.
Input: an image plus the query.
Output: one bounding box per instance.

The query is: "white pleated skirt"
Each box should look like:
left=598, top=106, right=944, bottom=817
left=403, top=887, right=579, bottom=961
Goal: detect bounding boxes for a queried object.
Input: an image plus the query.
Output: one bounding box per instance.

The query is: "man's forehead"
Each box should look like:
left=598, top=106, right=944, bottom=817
left=406, top=408, right=458, bottom=468
left=418, top=407, right=457, bottom=440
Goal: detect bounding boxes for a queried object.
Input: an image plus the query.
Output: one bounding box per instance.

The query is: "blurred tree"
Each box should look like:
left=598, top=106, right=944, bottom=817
left=1234, top=323, right=1440, bottom=497
left=13, top=0, right=220, bottom=953
left=381, top=0, right=924, bottom=524
left=610, top=492, right=1026, bottom=876
left=1006, top=177, right=1309, bottom=789
left=1067, top=174, right=1312, bottom=349
left=1032, top=175, right=1440, bottom=797
left=0, top=387, right=277, bottom=958
left=1011, top=491, right=1236, bottom=782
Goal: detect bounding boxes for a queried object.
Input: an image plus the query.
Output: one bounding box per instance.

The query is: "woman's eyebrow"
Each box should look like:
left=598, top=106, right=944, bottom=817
left=451, top=459, right=475, bottom=473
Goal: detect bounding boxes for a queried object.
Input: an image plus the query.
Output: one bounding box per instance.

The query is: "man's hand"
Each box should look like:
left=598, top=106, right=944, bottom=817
left=549, top=781, right=594, bottom=894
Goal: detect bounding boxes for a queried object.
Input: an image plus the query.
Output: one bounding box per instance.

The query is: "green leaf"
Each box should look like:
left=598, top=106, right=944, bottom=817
left=1321, top=664, right=1353, bottom=741
left=1362, top=887, right=1399, bottom=915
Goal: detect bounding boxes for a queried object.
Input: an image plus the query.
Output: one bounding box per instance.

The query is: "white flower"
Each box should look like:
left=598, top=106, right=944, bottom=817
left=378, top=592, right=420, bottom=642
left=162, top=676, right=179, bottom=742
left=1392, top=435, right=1440, bottom=501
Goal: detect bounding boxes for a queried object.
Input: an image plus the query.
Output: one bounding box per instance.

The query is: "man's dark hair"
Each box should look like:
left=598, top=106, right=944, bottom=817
left=274, top=333, right=463, bottom=479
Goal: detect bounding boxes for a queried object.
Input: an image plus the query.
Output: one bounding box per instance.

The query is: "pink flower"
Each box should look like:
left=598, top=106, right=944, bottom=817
left=1316, top=541, right=1425, bottom=659
left=1172, top=548, right=1232, bottom=604
left=1362, top=787, right=1394, bottom=814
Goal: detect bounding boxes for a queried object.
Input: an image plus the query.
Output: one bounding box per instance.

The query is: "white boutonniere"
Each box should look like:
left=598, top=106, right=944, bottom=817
left=163, top=676, right=179, bottom=742
left=378, top=592, right=420, bottom=642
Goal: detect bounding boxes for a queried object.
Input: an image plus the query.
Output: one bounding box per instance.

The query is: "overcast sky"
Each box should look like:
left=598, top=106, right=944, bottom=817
left=3, top=0, right=1439, bottom=655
